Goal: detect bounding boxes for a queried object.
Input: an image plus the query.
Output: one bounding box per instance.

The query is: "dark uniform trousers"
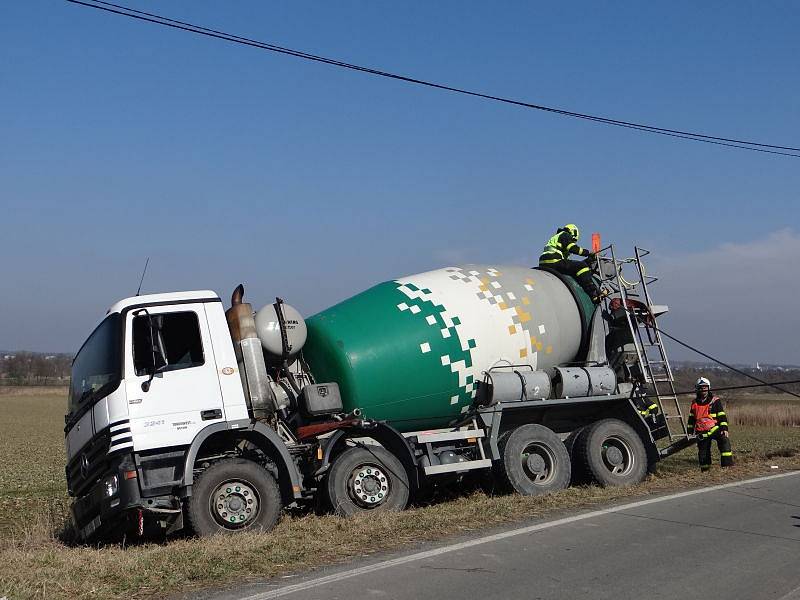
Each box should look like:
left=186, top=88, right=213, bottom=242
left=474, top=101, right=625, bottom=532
left=549, top=260, right=596, bottom=295
left=696, top=430, right=733, bottom=471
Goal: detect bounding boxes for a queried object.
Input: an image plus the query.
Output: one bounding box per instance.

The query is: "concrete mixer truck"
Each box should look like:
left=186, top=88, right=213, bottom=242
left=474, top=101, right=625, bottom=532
left=64, top=249, right=691, bottom=540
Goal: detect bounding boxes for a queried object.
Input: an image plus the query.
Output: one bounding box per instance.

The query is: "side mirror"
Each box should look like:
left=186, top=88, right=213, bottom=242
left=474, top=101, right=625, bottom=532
left=134, top=309, right=167, bottom=392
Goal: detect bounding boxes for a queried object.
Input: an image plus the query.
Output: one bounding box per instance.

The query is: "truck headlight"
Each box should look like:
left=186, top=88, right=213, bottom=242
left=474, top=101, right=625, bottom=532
left=103, top=474, right=119, bottom=498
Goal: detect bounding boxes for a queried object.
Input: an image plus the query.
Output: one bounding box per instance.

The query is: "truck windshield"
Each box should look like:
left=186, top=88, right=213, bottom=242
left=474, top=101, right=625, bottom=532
left=68, top=313, right=122, bottom=416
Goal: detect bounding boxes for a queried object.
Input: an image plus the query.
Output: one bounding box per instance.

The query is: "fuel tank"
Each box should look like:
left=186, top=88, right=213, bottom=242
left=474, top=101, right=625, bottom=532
left=303, top=265, right=594, bottom=432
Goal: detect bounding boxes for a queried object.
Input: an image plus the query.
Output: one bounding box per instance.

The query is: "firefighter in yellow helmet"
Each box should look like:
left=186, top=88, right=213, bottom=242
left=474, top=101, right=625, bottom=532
left=539, top=224, right=601, bottom=302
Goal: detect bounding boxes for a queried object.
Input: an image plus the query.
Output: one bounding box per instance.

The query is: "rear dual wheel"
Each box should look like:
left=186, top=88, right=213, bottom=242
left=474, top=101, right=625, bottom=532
left=498, top=424, right=571, bottom=495
left=575, top=419, right=647, bottom=487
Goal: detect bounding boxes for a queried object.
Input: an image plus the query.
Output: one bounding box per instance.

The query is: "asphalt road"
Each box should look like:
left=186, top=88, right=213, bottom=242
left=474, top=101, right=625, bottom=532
left=197, top=472, right=800, bottom=600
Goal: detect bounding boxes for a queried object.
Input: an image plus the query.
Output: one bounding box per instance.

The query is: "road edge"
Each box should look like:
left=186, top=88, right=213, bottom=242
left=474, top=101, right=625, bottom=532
left=249, top=470, right=800, bottom=599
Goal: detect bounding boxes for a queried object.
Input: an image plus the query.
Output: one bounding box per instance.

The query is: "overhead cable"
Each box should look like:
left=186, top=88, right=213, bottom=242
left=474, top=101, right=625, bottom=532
left=672, top=378, right=800, bottom=397
left=656, top=328, right=800, bottom=399
left=67, top=0, right=800, bottom=158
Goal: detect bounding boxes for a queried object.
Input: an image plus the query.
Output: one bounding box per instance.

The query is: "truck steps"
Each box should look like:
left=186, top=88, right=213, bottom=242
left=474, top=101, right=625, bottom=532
left=423, top=459, right=493, bottom=475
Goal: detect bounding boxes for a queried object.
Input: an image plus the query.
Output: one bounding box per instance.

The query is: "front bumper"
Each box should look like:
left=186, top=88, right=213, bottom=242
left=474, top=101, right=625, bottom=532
left=71, top=454, right=143, bottom=540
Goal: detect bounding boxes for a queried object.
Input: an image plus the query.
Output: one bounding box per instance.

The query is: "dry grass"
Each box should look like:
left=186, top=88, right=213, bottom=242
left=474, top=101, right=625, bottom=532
left=0, top=385, right=67, bottom=397
left=725, top=394, right=800, bottom=427
left=1, top=389, right=799, bottom=600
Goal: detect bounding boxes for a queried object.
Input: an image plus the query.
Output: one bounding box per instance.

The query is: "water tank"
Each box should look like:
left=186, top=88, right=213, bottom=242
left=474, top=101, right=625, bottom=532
left=254, top=302, right=307, bottom=365
left=303, top=265, right=593, bottom=432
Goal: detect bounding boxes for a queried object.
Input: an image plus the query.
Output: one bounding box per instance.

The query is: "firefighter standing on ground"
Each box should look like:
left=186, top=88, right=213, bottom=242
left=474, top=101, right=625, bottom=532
left=538, top=224, right=602, bottom=302
left=687, top=377, right=733, bottom=471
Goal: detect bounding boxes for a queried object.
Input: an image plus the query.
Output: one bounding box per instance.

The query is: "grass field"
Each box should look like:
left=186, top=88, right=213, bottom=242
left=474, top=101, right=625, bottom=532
left=1, top=387, right=799, bottom=600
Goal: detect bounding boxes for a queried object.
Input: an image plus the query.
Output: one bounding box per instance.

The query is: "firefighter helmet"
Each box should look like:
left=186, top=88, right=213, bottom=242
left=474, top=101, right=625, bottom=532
left=695, top=377, right=711, bottom=390
left=564, top=223, right=580, bottom=240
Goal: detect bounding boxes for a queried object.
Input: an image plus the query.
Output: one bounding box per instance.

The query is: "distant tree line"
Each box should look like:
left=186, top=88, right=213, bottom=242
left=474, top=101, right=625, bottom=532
left=1, top=350, right=798, bottom=395
left=0, top=352, right=73, bottom=386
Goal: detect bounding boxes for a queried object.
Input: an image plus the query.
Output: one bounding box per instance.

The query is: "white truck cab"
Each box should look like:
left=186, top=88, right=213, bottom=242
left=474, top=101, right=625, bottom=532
left=65, top=291, right=305, bottom=539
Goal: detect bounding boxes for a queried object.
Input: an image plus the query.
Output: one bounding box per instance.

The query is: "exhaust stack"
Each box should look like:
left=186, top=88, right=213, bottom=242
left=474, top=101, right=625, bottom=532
left=225, top=284, right=276, bottom=420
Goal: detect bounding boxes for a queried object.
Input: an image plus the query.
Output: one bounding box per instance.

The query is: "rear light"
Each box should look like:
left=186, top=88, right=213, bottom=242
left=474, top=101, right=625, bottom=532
left=123, top=470, right=138, bottom=480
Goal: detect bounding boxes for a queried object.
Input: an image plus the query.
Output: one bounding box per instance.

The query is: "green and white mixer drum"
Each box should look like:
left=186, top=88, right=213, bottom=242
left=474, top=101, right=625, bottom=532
left=303, top=265, right=593, bottom=432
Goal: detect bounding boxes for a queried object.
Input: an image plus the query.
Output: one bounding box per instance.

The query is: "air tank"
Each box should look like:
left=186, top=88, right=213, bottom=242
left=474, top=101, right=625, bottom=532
left=303, top=265, right=595, bottom=432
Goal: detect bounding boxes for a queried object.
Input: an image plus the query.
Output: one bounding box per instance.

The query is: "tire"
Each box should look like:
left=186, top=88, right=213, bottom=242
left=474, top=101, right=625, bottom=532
left=576, top=419, right=648, bottom=487
left=498, top=424, right=571, bottom=496
left=563, top=426, right=590, bottom=485
left=187, top=458, right=282, bottom=536
left=326, top=446, right=410, bottom=516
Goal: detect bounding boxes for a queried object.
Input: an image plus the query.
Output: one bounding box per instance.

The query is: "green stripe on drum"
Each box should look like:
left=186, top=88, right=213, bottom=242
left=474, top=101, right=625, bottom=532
left=304, top=281, right=476, bottom=431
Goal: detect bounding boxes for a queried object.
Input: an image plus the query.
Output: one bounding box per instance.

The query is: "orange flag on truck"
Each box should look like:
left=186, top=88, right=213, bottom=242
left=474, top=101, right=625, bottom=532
left=591, top=233, right=601, bottom=253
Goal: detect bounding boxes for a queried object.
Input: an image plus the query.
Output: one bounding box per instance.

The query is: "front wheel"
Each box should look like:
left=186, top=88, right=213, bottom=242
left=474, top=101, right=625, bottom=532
left=187, top=458, right=282, bottom=536
left=325, top=446, right=410, bottom=516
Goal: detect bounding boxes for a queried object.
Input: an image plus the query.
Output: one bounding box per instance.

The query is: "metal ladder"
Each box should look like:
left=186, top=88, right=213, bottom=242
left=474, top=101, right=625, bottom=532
left=597, top=246, right=688, bottom=443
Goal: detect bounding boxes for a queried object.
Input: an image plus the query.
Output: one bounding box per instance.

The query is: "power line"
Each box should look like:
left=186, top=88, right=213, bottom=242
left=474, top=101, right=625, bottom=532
left=656, top=327, right=800, bottom=399
left=67, top=0, right=800, bottom=158
left=673, top=379, right=800, bottom=397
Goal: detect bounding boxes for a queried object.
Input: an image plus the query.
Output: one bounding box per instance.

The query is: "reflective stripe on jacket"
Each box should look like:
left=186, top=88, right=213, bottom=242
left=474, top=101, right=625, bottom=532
left=687, top=395, right=729, bottom=437
left=539, top=229, right=590, bottom=264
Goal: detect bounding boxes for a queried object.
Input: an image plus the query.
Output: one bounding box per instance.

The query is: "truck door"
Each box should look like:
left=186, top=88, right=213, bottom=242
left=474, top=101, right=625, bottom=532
left=124, top=304, right=225, bottom=451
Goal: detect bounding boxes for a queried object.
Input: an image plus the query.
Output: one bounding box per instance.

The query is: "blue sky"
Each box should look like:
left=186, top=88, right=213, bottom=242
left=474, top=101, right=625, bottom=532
left=2, top=1, right=799, bottom=364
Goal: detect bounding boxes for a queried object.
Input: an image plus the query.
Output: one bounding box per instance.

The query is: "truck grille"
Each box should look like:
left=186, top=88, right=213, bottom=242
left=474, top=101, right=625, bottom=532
left=66, top=428, right=111, bottom=497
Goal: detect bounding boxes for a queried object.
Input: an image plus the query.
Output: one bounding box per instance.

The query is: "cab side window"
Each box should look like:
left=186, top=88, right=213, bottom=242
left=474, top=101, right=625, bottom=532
left=133, top=312, right=205, bottom=376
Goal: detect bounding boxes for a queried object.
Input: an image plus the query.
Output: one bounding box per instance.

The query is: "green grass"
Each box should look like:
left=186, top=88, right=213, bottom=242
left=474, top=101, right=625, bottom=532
left=1, top=387, right=799, bottom=600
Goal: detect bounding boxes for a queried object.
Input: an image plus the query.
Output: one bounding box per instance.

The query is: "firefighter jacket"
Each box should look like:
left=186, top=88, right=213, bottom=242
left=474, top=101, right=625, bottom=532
left=539, top=229, right=591, bottom=265
left=636, top=395, right=659, bottom=418
left=687, top=394, right=728, bottom=438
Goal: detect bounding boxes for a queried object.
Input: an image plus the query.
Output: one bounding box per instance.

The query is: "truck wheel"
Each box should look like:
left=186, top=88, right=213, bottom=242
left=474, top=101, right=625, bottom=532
left=187, top=458, right=282, bottom=536
left=326, top=446, right=409, bottom=516
left=563, top=426, right=590, bottom=485
left=576, top=419, right=647, bottom=487
left=498, top=424, right=571, bottom=495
